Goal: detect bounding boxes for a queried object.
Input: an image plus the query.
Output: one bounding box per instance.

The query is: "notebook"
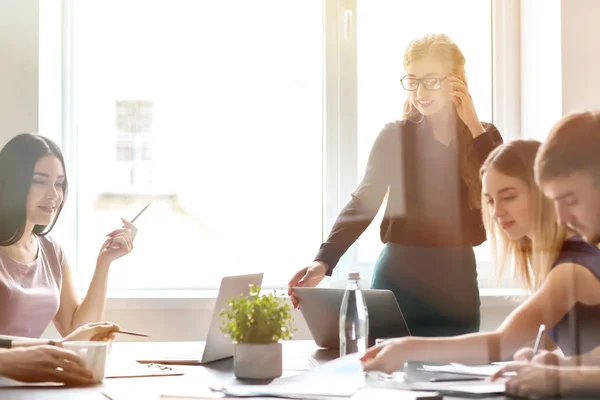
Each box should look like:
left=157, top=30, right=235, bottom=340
left=410, top=381, right=505, bottom=398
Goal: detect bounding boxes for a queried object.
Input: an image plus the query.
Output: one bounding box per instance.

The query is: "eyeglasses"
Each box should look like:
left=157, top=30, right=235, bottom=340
left=400, top=76, right=447, bottom=91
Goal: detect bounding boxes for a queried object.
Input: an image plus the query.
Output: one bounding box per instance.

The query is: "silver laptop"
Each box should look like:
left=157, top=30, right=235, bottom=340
left=292, top=287, right=411, bottom=349
left=136, top=273, right=263, bottom=365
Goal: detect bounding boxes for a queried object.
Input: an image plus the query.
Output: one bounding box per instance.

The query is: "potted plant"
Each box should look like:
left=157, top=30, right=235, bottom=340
left=219, top=283, right=295, bottom=379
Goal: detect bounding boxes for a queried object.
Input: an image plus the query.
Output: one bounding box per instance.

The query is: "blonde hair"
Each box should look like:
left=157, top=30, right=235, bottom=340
left=402, top=33, right=480, bottom=210
left=481, top=140, right=566, bottom=292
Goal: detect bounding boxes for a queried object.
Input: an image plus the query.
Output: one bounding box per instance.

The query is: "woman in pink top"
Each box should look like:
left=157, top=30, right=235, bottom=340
left=0, top=133, right=137, bottom=339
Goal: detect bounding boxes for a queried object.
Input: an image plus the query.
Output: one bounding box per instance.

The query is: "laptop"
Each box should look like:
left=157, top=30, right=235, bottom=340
left=136, top=273, right=263, bottom=365
left=291, top=287, right=411, bottom=348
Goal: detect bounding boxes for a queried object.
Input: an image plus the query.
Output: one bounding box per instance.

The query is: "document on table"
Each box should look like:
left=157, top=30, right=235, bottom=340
left=420, top=362, right=515, bottom=377
left=410, top=380, right=506, bottom=396
left=105, top=357, right=184, bottom=378
left=209, top=381, right=358, bottom=399
left=209, top=354, right=364, bottom=399
left=160, top=353, right=364, bottom=399
left=351, top=388, right=441, bottom=400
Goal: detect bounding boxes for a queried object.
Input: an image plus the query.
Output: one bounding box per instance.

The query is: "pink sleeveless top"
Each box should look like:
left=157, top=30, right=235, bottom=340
left=0, top=235, right=65, bottom=338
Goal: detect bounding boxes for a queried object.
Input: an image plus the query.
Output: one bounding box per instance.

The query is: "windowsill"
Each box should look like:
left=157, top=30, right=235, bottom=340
left=86, top=288, right=528, bottom=311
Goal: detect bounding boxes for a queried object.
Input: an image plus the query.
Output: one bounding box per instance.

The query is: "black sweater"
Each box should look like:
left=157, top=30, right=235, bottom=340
left=315, top=118, right=503, bottom=275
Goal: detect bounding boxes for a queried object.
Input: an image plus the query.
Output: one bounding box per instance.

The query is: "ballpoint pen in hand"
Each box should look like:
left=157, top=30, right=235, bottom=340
left=129, top=203, right=151, bottom=224
left=532, top=324, right=546, bottom=356
left=114, top=329, right=150, bottom=338
left=105, top=203, right=150, bottom=249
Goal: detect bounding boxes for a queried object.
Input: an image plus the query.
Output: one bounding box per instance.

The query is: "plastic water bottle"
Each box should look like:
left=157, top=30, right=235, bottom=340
left=339, top=272, right=369, bottom=357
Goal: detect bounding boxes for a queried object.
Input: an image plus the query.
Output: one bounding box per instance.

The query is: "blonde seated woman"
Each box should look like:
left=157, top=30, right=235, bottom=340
left=360, top=140, right=600, bottom=373
left=488, top=111, right=600, bottom=397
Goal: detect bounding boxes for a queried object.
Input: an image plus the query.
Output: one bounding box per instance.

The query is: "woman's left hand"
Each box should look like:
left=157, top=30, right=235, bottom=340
left=59, top=322, right=121, bottom=344
left=447, top=76, right=484, bottom=137
left=97, top=218, right=137, bottom=265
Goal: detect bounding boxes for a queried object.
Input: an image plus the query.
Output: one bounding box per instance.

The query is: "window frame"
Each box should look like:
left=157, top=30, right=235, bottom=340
left=54, top=0, right=521, bottom=292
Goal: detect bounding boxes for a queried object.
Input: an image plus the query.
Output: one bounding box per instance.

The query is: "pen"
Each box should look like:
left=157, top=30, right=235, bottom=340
left=105, top=203, right=150, bottom=249
left=416, top=367, right=486, bottom=377
left=429, top=376, right=484, bottom=382
left=532, top=324, right=546, bottom=356
left=130, top=203, right=150, bottom=223
left=115, top=329, right=150, bottom=338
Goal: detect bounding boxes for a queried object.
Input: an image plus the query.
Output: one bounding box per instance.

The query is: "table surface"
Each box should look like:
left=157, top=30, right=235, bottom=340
left=0, top=341, right=338, bottom=400
left=0, top=340, right=590, bottom=400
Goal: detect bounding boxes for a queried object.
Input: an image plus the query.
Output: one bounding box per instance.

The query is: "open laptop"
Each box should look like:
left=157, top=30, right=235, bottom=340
left=136, top=273, right=263, bottom=365
left=291, top=287, right=411, bottom=348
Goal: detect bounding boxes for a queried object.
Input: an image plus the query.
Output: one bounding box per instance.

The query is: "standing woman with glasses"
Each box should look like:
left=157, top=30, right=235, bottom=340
left=288, top=33, right=503, bottom=337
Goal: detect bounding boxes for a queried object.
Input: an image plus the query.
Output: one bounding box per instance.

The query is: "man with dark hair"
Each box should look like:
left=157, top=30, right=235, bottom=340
left=492, top=111, right=600, bottom=398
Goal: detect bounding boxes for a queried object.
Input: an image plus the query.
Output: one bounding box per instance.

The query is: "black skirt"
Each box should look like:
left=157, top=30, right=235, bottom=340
left=371, top=242, right=481, bottom=337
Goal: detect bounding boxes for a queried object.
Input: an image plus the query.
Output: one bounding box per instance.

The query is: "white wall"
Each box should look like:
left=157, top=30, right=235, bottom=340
left=40, top=293, right=519, bottom=341
left=520, top=0, right=563, bottom=142
left=521, top=0, right=600, bottom=142
left=560, top=0, right=600, bottom=114
left=0, top=0, right=38, bottom=148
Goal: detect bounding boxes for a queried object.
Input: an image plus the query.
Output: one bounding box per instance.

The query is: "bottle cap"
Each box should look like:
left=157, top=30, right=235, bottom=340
left=348, top=272, right=360, bottom=280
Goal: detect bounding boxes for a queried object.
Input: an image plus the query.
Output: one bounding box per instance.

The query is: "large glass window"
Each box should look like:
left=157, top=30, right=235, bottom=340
left=40, top=0, right=510, bottom=291
left=48, top=1, right=324, bottom=289
left=353, top=0, right=494, bottom=283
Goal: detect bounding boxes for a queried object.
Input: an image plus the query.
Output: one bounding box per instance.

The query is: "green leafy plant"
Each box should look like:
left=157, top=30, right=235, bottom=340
left=219, top=283, right=295, bottom=344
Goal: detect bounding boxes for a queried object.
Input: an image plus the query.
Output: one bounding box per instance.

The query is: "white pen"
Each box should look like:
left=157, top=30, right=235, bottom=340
left=105, top=203, right=150, bottom=249
left=130, top=203, right=150, bottom=223
left=532, top=324, right=546, bottom=356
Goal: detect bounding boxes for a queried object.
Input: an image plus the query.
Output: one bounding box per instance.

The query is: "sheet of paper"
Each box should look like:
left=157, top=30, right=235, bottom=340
left=273, top=352, right=365, bottom=386
left=351, top=388, right=441, bottom=400
left=449, top=362, right=515, bottom=377
left=420, top=363, right=515, bottom=377
left=0, top=377, right=63, bottom=388
left=211, top=381, right=358, bottom=398
left=161, top=354, right=363, bottom=399
left=410, top=380, right=505, bottom=395
left=491, top=360, right=517, bottom=365
left=105, top=357, right=184, bottom=378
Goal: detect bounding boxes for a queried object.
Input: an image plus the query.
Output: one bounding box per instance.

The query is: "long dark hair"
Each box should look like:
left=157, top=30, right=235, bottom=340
left=0, top=133, right=68, bottom=245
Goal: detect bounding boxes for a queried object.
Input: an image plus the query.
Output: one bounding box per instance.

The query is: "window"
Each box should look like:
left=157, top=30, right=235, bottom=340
left=114, top=100, right=154, bottom=191
left=40, top=0, right=518, bottom=291
left=43, top=0, right=324, bottom=290
left=334, top=0, right=498, bottom=286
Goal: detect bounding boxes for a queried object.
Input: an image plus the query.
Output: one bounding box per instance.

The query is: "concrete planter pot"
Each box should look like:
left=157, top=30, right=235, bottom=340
left=233, top=342, right=283, bottom=379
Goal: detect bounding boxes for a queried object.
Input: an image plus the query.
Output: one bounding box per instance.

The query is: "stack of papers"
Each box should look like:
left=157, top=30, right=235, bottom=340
left=410, top=380, right=505, bottom=396
left=161, top=353, right=365, bottom=399
left=352, top=388, right=441, bottom=400
left=420, top=362, right=516, bottom=377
